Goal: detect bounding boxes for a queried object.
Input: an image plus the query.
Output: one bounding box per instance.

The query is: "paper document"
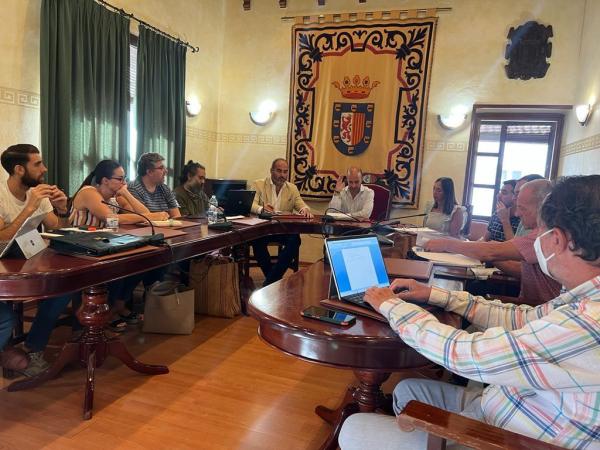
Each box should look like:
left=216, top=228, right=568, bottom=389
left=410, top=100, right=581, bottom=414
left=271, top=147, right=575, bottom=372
left=413, top=248, right=482, bottom=268
left=230, top=217, right=269, bottom=226
left=226, top=215, right=245, bottom=220
left=325, top=212, right=358, bottom=221
left=393, top=226, right=437, bottom=233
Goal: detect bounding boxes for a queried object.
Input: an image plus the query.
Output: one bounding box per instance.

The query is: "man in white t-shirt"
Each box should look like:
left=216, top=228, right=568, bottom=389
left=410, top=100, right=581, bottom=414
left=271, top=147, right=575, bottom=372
left=0, top=144, right=72, bottom=377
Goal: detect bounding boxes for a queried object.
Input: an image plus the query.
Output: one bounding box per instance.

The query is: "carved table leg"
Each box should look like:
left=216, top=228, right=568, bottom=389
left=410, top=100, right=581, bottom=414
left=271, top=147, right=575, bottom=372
left=83, top=350, right=96, bottom=420
left=315, top=370, right=391, bottom=450
left=8, top=285, right=169, bottom=419
left=107, top=339, right=168, bottom=374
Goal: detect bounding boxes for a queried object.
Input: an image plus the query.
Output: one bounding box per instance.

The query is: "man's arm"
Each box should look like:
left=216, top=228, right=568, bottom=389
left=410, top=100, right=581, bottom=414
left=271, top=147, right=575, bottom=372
left=355, top=189, right=374, bottom=219
left=250, top=180, right=264, bottom=214
left=425, top=237, right=523, bottom=262
left=493, top=260, right=522, bottom=279
left=0, top=185, right=56, bottom=239
left=376, top=296, right=581, bottom=389
left=168, top=207, right=181, bottom=218
left=292, top=184, right=309, bottom=213
left=328, top=192, right=342, bottom=211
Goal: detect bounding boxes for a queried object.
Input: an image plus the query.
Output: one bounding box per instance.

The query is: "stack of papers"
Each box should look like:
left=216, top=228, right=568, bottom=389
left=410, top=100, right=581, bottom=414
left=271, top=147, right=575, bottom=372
left=393, top=226, right=437, bottom=234
left=413, top=248, right=482, bottom=268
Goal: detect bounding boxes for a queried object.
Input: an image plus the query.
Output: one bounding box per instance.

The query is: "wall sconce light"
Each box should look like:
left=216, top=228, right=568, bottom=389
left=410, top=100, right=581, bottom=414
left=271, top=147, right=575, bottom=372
left=575, top=104, right=592, bottom=126
left=249, top=100, right=276, bottom=126
left=185, top=98, right=202, bottom=117
left=437, top=105, right=469, bottom=130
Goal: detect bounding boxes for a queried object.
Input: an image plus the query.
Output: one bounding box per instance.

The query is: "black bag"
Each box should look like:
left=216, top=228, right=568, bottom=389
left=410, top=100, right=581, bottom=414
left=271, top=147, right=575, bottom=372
left=49, top=232, right=158, bottom=256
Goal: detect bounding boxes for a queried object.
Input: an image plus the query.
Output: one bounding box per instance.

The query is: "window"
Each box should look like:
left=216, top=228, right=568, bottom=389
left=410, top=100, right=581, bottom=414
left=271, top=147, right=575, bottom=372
left=128, top=35, right=138, bottom=178
left=463, top=109, right=564, bottom=219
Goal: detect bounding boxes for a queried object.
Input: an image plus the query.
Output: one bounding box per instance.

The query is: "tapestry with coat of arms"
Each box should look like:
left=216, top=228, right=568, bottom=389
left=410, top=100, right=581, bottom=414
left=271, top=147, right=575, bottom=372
left=287, top=17, right=437, bottom=208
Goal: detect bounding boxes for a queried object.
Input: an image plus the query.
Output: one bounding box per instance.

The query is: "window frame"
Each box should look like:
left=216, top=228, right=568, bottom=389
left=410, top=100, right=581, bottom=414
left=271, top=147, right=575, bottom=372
left=463, top=107, right=565, bottom=220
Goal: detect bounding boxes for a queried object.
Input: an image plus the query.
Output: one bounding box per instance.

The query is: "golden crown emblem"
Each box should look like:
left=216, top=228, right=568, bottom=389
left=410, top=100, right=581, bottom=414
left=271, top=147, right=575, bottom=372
left=332, top=75, right=380, bottom=99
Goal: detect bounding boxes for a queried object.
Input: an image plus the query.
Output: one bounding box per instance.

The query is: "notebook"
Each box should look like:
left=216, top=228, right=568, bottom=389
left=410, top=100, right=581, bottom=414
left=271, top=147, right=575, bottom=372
left=223, top=190, right=255, bottom=216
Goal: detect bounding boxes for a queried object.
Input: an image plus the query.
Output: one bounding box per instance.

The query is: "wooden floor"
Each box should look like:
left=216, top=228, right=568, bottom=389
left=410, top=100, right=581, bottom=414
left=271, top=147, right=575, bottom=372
left=0, top=315, right=356, bottom=449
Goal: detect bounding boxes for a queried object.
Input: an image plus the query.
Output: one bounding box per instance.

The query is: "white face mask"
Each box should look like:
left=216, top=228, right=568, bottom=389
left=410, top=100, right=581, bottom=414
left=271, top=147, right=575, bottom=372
left=534, top=228, right=556, bottom=279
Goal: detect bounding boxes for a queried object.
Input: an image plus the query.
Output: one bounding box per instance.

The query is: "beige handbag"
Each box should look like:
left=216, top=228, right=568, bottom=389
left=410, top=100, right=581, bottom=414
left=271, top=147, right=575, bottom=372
left=189, top=255, right=241, bottom=318
left=143, top=282, right=195, bottom=334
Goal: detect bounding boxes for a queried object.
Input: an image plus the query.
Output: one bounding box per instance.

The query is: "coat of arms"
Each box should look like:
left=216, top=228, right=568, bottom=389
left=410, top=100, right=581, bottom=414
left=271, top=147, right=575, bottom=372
left=331, top=75, right=378, bottom=156
left=505, top=21, right=553, bottom=80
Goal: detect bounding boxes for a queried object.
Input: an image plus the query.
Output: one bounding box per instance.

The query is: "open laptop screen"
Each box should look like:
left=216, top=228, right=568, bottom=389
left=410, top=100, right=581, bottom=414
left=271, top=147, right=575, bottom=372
left=326, top=235, right=389, bottom=297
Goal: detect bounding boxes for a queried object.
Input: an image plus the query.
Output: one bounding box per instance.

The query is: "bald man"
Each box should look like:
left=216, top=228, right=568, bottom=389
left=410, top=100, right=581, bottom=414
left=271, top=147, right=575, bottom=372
left=424, top=179, right=561, bottom=305
left=329, top=167, right=374, bottom=219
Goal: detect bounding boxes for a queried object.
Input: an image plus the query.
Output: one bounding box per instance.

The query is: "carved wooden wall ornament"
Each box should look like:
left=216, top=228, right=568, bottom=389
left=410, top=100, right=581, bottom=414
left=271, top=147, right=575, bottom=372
left=505, top=21, right=553, bottom=80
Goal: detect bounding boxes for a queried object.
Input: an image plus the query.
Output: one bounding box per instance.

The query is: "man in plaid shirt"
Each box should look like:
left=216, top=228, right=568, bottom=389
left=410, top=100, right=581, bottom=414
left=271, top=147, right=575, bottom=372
left=339, top=175, right=600, bottom=450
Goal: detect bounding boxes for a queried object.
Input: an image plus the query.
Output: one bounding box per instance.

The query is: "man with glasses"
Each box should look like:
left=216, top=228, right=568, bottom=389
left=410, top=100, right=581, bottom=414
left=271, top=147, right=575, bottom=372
left=128, top=153, right=180, bottom=218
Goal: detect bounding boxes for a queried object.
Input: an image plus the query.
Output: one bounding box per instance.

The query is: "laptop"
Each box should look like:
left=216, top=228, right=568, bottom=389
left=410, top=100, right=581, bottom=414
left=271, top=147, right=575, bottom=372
left=325, top=234, right=390, bottom=309
left=224, top=190, right=255, bottom=216
left=0, top=213, right=47, bottom=259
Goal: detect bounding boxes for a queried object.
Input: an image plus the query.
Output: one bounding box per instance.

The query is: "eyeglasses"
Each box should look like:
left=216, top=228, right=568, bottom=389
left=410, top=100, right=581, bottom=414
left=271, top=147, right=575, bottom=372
left=111, top=176, right=127, bottom=183
left=152, top=165, right=166, bottom=172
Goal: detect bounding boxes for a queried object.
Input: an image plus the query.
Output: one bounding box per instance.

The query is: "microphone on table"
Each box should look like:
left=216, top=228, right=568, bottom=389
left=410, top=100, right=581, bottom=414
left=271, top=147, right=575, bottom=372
left=101, top=201, right=164, bottom=244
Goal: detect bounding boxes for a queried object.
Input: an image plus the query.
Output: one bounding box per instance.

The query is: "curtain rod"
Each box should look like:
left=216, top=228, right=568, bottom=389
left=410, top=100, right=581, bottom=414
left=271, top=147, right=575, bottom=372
left=95, top=0, right=199, bottom=53
left=281, top=6, right=452, bottom=21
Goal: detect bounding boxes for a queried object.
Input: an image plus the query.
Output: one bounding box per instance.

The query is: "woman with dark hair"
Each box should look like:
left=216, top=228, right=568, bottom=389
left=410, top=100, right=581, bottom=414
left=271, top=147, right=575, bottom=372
left=423, top=177, right=465, bottom=237
left=70, top=160, right=169, bottom=331
left=174, top=160, right=209, bottom=216
left=70, top=159, right=168, bottom=227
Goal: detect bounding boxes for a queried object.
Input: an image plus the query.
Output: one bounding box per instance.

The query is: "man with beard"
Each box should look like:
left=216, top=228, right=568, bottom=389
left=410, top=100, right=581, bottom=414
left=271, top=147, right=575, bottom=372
left=250, top=158, right=312, bottom=286
left=0, top=144, right=72, bottom=376
left=174, top=160, right=209, bottom=217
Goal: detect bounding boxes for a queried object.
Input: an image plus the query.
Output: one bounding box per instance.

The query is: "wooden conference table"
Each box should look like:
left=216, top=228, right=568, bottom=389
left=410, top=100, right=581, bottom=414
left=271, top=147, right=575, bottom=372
left=248, top=248, right=462, bottom=450
left=0, top=216, right=377, bottom=419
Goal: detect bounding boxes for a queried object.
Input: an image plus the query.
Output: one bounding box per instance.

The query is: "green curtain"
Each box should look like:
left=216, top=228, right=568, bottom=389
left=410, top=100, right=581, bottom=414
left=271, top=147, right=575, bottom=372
left=41, top=0, right=130, bottom=195
left=136, top=25, right=186, bottom=186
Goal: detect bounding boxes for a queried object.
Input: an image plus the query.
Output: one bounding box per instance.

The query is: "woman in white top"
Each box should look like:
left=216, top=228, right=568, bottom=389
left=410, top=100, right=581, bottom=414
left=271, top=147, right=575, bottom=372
left=70, top=160, right=168, bottom=331
left=423, top=177, right=464, bottom=237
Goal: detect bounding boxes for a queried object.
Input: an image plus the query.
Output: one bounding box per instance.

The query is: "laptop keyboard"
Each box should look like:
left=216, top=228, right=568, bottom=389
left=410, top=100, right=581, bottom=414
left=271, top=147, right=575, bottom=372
left=344, top=292, right=373, bottom=309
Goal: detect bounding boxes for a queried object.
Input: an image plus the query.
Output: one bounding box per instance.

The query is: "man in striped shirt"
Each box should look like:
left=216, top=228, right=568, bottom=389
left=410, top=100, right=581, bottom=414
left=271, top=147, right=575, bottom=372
left=128, top=152, right=180, bottom=218
left=339, top=175, right=600, bottom=449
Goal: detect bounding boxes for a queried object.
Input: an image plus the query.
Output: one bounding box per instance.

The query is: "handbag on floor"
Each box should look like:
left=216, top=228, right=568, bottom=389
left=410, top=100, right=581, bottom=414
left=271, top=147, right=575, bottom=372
left=189, top=254, right=241, bottom=318
left=143, top=281, right=195, bottom=334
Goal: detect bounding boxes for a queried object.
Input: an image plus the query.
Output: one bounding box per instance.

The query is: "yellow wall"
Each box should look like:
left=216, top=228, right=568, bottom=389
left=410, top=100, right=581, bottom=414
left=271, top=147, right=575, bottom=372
left=559, top=0, right=600, bottom=176
left=0, top=0, right=224, bottom=181
left=217, top=0, right=586, bottom=219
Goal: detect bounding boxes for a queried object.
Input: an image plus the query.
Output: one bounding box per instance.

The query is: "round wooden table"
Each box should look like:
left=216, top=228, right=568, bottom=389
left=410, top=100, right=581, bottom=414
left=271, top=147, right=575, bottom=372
left=248, top=257, right=461, bottom=450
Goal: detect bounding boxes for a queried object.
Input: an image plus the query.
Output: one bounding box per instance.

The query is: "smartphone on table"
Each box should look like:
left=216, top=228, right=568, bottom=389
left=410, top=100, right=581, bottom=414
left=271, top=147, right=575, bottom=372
left=301, top=306, right=356, bottom=326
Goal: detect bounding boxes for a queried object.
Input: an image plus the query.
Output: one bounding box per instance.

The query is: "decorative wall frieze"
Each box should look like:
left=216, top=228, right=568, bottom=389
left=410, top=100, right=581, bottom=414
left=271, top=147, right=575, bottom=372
left=186, top=126, right=287, bottom=146
left=0, top=87, right=40, bottom=109
left=425, top=140, right=467, bottom=152
left=561, top=133, right=600, bottom=157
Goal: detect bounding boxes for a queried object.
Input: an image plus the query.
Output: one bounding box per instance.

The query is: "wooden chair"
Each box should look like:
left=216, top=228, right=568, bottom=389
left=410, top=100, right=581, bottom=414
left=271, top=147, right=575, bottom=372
left=398, top=400, right=563, bottom=450
left=468, top=219, right=489, bottom=241
left=365, top=183, right=393, bottom=221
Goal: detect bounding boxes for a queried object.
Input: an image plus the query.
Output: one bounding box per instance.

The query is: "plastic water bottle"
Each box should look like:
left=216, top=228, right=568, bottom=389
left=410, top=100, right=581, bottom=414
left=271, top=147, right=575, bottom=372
left=208, top=195, right=219, bottom=224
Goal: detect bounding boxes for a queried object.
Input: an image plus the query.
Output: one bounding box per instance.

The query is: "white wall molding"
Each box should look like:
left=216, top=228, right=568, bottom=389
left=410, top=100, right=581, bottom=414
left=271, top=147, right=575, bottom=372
left=0, top=86, right=40, bottom=109
left=186, top=126, right=287, bottom=146
left=561, top=133, right=600, bottom=157
left=425, top=140, right=467, bottom=152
